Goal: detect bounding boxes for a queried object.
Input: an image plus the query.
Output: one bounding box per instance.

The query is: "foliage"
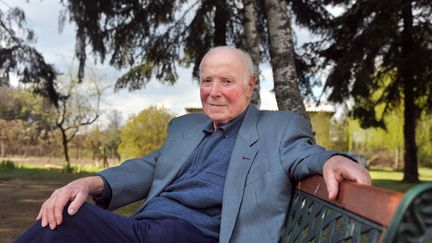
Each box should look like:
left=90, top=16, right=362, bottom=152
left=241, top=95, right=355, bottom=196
left=325, top=110, right=432, bottom=169
left=83, top=125, right=106, bottom=159
left=0, top=160, right=16, bottom=170
left=308, top=111, right=335, bottom=149
left=0, top=87, right=59, bottom=157
left=339, top=111, right=404, bottom=166
left=310, top=1, right=432, bottom=114
left=118, top=106, right=174, bottom=160
left=0, top=86, right=25, bottom=120
left=305, top=0, right=432, bottom=182
left=417, top=114, right=432, bottom=166
left=58, top=0, right=333, bottom=102
left=0, top=6, right=59, bottom=105
left=83, top=123, right=120, bottom=166
left=0, top=86, right=122, bottom=163
left=54, top=68, right=103, bottom=171
left=59, top=0, right=236, bottom=85
left=104, top=110, right=123, bottom=162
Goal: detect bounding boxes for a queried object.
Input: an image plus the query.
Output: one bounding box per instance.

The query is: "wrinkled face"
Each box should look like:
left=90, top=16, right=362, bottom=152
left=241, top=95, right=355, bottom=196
left=200, top=48, right=255, bottom=129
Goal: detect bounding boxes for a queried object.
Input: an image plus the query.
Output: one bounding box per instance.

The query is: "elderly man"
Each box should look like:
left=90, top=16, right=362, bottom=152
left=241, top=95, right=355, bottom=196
left=16, top=46, right=370, bottom=243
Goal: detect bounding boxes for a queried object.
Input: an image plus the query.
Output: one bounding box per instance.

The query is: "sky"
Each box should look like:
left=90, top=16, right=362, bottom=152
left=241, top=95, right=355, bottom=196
left=1, top=0, right=326, bottom=126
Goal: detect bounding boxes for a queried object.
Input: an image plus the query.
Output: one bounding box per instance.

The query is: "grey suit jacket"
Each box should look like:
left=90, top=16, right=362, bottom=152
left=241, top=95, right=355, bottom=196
left=99, top=104, right=339, bottom=243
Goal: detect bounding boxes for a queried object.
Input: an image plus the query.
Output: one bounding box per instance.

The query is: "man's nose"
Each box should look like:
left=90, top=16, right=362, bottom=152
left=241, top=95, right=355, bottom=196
left=209, top=82, right=222, bottom=96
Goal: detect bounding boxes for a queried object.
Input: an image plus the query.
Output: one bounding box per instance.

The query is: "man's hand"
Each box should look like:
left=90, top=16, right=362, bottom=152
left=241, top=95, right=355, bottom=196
left=36, top=176, right=104, bottom=230
left=323, top=155, right=371, bottom=200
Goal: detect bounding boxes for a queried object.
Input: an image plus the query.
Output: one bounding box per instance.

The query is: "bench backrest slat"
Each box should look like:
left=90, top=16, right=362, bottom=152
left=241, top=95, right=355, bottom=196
left=282, top=175, right=432, bottom=243
left=296, top=175, right=404, bottom=227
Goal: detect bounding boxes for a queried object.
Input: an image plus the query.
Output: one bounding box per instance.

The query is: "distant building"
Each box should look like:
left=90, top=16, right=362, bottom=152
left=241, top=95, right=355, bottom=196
left=184, top=107, right=203, bottom=113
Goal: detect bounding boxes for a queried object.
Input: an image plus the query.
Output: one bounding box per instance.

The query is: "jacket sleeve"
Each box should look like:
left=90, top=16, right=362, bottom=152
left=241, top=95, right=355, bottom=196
left=279, top=113, right=347, bottom=182
left=96, top=148, right=161, bottom=210
left=95, top=119, right=176, bottom=210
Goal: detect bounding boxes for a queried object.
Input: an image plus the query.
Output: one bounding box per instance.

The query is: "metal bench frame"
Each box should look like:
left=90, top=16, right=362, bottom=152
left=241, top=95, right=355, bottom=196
left=281, top=175, right=432, bottom=243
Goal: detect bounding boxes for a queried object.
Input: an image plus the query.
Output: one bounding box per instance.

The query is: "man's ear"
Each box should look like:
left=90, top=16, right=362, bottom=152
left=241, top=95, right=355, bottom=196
left=246, top=75, right=256, bottom=98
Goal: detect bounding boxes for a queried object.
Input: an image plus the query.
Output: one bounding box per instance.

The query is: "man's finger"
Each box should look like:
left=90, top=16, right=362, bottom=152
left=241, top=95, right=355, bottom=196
left=324, top=171, right=339, bottom=201
left=68, top=192, right=87, bottom=215
left=355, top=167, right=372, bottom=185
left=46, top=204, right=58, bottom=230
left=341, top=164, right=371, bottom=185
left=41, top=205, right=48, bottom=228
left=326, top=181, right=339, bottom=200
left=36, top=207, right=43, bottom=221
left=54, top=197, right=69, bottom=226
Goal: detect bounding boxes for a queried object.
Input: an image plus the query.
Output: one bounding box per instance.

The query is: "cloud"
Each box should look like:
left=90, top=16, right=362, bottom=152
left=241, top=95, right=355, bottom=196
left=103, top=69, right=202, bottom=119
left=11, top=0, right=76, bottom=62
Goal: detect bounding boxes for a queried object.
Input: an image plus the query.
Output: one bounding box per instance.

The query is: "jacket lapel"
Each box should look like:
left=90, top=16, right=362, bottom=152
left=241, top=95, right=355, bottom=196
left=143, top=117, right=211, bottom=204
left=220, top=105, right=260, bottom=243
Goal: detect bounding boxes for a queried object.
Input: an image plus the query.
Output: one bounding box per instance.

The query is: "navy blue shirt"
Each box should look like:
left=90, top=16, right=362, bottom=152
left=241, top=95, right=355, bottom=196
left=136, top=112, right=245, bottom=239
left=95, top=111, right=246, bottom=240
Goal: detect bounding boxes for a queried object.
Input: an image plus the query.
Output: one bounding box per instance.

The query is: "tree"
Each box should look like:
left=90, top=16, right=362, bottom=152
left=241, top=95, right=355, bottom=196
left=0, top=86, right=58, bottom=157
left=106, top=109, right=123, bottom=131
left=0, top=6, right=60, bottom=105
left=243, top=0, right=261, bottom=107
left=54, top=69, right=103, bottom=172
left=246, top=0, right=333, bottom=116
left=0, top=119, right=34, bottom=156
left=309, top=0, right=432, bottom=182
left=118, top=106, right=174, bottom=160
left=83, top=125, right=106, bottom=160
left=59, top=0, right=239, bottom=85
left=262, top=0, right=307, bottom=117
left=417, top=114, right=432, bottom=167
left=59, top=0, right=329, bottom=114
left=0, top=86, right=24, bottom=120
left=104, top=110, right=122, bottom=162
left=85, top=110, right=123, bottom=166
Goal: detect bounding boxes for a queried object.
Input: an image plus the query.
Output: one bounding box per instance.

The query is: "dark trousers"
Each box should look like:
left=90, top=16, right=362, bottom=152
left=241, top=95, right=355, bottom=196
left=15, top=203, right=218, bottom=243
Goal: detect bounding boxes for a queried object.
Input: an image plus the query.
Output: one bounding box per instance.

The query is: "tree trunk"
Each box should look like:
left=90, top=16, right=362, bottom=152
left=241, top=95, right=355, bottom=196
left=243, top=0, right=261, bottom=108
left=401, top=0, right=419, bottom=183
left=263, top=0, right=308, bottom=119
left=75, top=143, right=80, bottom=159
left=402, top=75, right=419, bottom=182
left=102, top=146, right=109, bottom=168
left=394, top=147, right=400, bottom=170
left=0, top=140, right=4, bottom=157
left=60, top=127, right=72, bottom=172
left=214, top=0, right=227, bottom=46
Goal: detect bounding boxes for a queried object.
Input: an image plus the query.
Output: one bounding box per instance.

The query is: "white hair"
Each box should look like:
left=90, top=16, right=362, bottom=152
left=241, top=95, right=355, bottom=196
left=199, top=46, right=256, bottom=85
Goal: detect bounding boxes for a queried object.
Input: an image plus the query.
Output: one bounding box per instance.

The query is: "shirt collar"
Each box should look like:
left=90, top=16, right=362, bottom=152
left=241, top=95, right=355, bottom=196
left=203, top=110, right=247, bottom=138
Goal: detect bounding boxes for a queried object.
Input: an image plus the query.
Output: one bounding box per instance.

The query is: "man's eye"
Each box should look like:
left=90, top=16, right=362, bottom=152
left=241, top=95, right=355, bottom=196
left=222, top=79, right=232, bottom=84
left=201, top=79, right=212, bottom=86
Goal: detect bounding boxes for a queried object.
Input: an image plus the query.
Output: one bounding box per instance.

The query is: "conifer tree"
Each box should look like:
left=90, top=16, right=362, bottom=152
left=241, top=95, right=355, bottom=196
left=0, top=6, right=59, bottom=105
left=309, top=0, right=432, bottom=182
left=60, top=0, right=330, bottom=113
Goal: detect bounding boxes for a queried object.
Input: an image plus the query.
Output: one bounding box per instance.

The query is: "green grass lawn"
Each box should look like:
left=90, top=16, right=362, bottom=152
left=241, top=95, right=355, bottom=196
left=2, top=161, right=431, bottom=219
left=0, top=162, right=141, bottom=217
left=370, top=166, right=432, bottom=192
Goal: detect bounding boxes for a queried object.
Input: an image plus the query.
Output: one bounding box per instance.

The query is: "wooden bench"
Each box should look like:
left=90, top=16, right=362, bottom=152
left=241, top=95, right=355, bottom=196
left=281, top=175, right=432, bottom=243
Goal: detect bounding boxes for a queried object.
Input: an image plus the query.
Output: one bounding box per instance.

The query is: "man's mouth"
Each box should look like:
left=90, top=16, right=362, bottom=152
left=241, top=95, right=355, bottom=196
left=208, top=103, right=225, bottom=107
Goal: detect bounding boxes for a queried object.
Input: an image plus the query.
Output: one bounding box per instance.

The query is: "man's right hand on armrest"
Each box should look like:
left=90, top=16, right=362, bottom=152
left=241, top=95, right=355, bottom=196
left=36, top=176, right=105, bottom=230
